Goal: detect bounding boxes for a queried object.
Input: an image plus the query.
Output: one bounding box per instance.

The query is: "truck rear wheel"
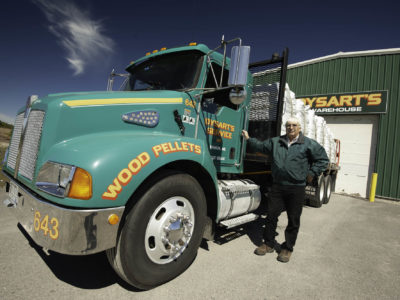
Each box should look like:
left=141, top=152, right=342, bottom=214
left=308, top=175, right=325, bottom=208
left=323, top=175, right=332, bottom=204
left=107, top=172, right=206, bottom=290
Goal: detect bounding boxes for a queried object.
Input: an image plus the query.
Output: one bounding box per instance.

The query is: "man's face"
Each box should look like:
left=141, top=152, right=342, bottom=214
left=286, top=122, right=301, bottom=140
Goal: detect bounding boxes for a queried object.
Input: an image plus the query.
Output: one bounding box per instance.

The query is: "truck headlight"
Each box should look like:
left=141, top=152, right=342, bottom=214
left=36, top=161, right=92, bottom=200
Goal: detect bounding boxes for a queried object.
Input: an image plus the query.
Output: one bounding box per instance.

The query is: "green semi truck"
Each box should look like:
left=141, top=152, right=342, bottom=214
left=1, top=38, right=339, bottom=289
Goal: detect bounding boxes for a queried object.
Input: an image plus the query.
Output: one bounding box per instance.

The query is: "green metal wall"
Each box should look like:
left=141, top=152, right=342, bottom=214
left=287, top=53, right=400, bottom=200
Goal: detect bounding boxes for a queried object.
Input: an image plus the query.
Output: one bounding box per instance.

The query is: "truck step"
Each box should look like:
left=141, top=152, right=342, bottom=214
left=220, top=213, right=259, bottom=229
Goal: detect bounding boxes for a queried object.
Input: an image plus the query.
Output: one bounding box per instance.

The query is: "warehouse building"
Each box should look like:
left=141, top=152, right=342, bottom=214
left=286, top=48, right=400, bottom=200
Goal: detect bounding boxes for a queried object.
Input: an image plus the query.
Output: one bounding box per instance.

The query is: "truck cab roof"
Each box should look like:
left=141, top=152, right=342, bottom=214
left=126, top=43, right=230, bottom=70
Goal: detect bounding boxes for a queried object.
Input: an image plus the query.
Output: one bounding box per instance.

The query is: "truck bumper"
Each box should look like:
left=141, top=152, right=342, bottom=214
left=0, top=170, right=125, bottom=255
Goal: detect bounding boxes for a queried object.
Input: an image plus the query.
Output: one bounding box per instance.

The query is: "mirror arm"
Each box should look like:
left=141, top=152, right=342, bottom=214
left=207, top=56, right=219, bottom=88
left=220, top=35, right=226, bottom=87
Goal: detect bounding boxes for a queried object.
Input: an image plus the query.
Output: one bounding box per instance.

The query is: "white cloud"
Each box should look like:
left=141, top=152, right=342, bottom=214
left=33, top=0, right=115, bottom=75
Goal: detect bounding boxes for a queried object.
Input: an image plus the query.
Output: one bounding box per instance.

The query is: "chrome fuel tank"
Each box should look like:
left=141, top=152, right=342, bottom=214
left=217, top=179, right=261, bottom=222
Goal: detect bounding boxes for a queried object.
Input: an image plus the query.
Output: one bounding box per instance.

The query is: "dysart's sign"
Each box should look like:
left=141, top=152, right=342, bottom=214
left=298, top=91, right=388, bottom=115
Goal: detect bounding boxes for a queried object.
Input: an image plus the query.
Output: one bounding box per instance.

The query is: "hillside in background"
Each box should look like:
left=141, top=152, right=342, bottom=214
left=0, top=121, right=12, bottom=164
left=0, top=120, right=13, bottom=129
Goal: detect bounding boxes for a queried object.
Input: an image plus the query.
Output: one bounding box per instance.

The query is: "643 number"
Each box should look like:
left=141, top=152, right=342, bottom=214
left=33, top=211, right=59, bottom=240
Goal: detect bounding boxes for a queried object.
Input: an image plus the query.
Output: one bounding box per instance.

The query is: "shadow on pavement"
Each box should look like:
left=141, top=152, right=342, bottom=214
left=15, top=194, right=287, bottom=290
left=17, top=224, right=141, bottom=291
left=212, top=216, right=265, bottom=247
left=206, top=197, right=284, bottom=253
left=210, top=193, right=269, bottom=248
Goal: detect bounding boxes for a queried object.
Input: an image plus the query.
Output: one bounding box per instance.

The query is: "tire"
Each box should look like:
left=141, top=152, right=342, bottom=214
left=323, top=175, right=332, bottom=204
left=107, top=173, right=206, bottom=290
left=106, top=237, right=130, bottom=284
left=331, top=173, right=337, bottom=193
left=308, top=175, right=325, bottom=208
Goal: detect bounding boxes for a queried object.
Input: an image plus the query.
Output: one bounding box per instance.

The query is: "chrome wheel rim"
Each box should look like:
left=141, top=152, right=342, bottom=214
left=319, top=181, right=325, bottom=204
left=326, top=179, right=331, bottom=199
left=145, top=196, right=195, bottom=264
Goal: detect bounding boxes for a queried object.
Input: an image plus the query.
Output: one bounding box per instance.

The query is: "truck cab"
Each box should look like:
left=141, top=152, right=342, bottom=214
left=1, top=38, right=290, bottom=289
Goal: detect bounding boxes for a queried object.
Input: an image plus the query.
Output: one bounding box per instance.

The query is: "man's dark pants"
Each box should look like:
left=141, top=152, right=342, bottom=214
left=264, top=184, right=305, bottom=252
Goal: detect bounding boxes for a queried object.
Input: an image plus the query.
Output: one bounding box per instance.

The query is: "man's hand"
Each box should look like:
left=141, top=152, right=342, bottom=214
left=306, top=174, right=314, bottom=184
left=242, top=130, right=250, bottom=140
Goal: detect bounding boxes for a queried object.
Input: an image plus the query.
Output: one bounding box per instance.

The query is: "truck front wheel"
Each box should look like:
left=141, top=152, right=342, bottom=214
left=107, top=172, right=207, bottom=290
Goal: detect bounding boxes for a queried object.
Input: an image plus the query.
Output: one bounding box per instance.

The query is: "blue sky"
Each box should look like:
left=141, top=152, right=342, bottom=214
left=1, top=0, right=399, bottom=124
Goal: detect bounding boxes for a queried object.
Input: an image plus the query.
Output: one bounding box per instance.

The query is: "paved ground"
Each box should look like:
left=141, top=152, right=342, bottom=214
left=1, top=190, right=399, bottom=299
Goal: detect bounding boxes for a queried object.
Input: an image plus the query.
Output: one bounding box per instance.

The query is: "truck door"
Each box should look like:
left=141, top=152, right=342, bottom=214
left=201, top=61, right=245, bottom=172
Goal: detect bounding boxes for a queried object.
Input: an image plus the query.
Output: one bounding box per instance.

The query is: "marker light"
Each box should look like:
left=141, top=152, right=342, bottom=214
left=146, top=52, right=151, bottom=56
left=68, top=167, right=93, bottom=200
left=108, top=214, right=120, bottom=225
left=152, top=50, right=158, bottom=53
left=189, top=42, right=197, bottom=46
left=122, top=110, right=160, bottom=127
left=160, top=47, right=167, bottom=51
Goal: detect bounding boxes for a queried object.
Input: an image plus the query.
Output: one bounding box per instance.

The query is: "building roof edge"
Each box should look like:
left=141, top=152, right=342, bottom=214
left=288, top=48, right=400, bottom=69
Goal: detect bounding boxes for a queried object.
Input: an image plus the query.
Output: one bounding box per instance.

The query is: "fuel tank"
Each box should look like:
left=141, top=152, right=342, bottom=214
left=217, top=179, right=261, bottom=222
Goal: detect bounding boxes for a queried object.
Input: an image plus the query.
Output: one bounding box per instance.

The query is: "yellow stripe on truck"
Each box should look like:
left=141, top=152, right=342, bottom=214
left=63, top=98, right=183, bottom=107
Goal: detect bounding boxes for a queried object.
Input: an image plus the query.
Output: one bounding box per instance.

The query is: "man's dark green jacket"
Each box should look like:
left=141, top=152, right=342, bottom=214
left=247, top=132, right=329, bottom=186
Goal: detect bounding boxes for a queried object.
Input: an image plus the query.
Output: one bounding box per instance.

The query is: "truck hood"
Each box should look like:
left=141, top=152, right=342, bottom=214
left=24, top=89, right=188, bottom=173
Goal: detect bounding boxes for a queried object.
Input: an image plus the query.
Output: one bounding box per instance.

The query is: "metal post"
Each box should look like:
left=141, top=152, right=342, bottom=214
left=276, top=48, right=289, bottom=137
left=369, top=173, right=378, bottom=202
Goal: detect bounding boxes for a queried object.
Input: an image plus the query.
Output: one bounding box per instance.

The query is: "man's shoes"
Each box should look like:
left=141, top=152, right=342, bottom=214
left=254, top=243, right=274, bottom=256
left=277, top=249, right=292, bottom=263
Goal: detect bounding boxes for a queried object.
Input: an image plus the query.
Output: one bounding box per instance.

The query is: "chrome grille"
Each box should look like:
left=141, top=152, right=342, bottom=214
left=7, top=113, right=24, bottom=170
left=19, top=111, right=45, bottom=180
left=7, top=110, right=45, bottom=181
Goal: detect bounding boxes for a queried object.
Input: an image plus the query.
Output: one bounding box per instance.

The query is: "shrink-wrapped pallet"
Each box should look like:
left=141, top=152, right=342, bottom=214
left=280, top=84, right=296, bottom=135
left=330, top=139, right=337, bottom=163
left=315, top=116, right=326, bottom=145
left=292, top=99, right=305, bottom=134
left=276, top=85, right=336, bottom=162
left=323, top=127, right=332, bottom=162
left=304, top=106, right=316, bottom=139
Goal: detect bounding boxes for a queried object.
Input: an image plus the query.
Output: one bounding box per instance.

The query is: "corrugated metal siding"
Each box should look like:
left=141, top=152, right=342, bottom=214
left=287, top=53, right=400, bottom=200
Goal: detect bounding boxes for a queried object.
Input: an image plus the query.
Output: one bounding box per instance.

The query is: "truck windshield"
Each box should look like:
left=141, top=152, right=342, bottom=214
left=123, top=50, right=204, bottom=91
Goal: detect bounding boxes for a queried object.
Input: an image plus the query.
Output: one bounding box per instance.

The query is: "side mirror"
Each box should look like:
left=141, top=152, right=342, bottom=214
left=228, top=46, right=250, bottom=105
left=228, top=46, right=250, bottom=87
left=229, top=89, right=247, bottom=105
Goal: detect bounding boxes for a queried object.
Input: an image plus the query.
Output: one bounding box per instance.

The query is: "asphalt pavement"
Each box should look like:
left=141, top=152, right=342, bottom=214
left=1, top=190, right=399, bottom=300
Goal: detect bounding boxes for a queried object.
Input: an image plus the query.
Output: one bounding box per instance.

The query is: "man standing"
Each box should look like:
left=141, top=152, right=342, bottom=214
left=242, top=117, right=328, bottom=263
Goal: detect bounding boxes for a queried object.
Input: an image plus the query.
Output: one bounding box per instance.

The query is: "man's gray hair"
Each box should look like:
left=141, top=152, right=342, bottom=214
left=285, top=117, right=301, bottom=128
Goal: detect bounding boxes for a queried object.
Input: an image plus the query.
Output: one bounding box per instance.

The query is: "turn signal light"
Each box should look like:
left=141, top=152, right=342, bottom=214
left=68, top=168, right=92, bottom=200
left=108, top=214, right=120, bottom=225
